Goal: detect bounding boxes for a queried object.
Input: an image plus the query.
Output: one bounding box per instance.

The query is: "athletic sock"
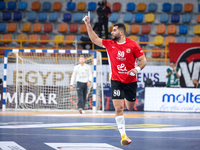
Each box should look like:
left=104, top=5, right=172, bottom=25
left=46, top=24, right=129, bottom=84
left=115, top=115, right=126, bottom=136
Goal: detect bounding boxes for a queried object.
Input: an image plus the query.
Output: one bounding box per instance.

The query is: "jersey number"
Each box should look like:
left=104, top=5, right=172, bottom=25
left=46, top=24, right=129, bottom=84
left=113, top=90, right=120, bottom=97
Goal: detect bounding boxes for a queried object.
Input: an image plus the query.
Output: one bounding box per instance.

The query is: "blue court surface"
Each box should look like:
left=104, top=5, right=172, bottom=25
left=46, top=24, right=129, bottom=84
left=0, top=111, right=200, bottom=150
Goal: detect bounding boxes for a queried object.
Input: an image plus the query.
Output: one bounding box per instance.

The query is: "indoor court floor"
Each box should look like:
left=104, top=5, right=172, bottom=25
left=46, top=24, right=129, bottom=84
left=0, top=111, right=200, bottom=150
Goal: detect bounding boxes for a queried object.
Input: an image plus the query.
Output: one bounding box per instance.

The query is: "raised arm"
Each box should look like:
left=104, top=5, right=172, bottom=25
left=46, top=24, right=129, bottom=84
left=84, top=17, right=103, bottom=48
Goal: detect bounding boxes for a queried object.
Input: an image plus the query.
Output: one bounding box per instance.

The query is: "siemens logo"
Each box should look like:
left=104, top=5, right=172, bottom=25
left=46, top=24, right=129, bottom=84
left=162, top=93, right=200, bottom=103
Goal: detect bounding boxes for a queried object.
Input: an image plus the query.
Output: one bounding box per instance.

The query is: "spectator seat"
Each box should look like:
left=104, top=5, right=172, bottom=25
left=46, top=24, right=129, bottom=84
left=74, top=13, right=82, bottom=22
left=63, top=13, right=72, bottom=22
left=130, top=24, right=140, bottom=34
left=18, top=1, right=27, bottom=10
left=148, top=3, right=157, bottom=12
left=58, top=23, right=68, bottom=33
left=145, top=13, right=155, bottom=23
left=154, top=36, right=164, bottom=45
left=13, top=12, right=22, bottom=21
left=124, top=13, right=133, bottom=22
left=156, top=24, right=166, bottom=34
left=173, top=3, right=182, bottom=12
left=179, top=25, right=188, bottom=34
left=38, top=12, right=47, bottom=21
left=53, top=2, right=62, bottom=11
left=177, top=36, right=186, bottom=42
left=67, top=2, right=76, bottom=11
left=162, top=3, right=171, bottom=12
left=42, top=2, right=51, bottom=11
left=27, top=12, right=37, bottom=21
left=135, top=13, right=143, bottom=22
left=137, top=2, right=146, bottom=11
left=112, top=2, right=121, bottom=12
left=8, top=1, right=16, bottom=10
left=8, top=23, right=17, bottom=32
left=160, top=13, right=169, bottom=23
left=126, top=2, right=135, bottom=11
left=33, top=23, right=42, bottom=32
left=184, top=3, right=193, bottom=12
left=109, top=13, right=119, bottom=22
left=69, top=23, right=78, bottom=33
left=142, top=24, right=151, bottom=34
left=168, top=25, right=177, bottom=34
left=77, top=2, right=86, bottom=11
left=171, top=14, right=180, bottom=23
left=88, top=2, right=96, bottom=11
left=44, top=23, right=53, bottom=32
left=49, top=12, right=58, bottom=22
left=32, top=1, right=41, bottom=10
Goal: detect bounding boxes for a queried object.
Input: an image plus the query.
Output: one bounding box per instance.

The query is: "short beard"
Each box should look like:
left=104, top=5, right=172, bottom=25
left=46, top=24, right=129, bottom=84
left=112, top=36, right=120, bottom=41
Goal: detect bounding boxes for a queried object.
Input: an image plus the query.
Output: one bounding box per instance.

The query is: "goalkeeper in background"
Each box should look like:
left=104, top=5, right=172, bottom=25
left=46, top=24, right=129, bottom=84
left=70, top=55, right=92, bottom=114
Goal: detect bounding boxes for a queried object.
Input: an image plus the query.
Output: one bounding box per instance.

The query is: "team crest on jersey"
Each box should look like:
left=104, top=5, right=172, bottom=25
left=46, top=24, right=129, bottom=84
left=126, top=49, right=131, bottom=53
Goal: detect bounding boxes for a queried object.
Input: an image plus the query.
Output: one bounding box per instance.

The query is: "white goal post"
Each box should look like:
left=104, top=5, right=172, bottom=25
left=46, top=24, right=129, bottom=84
left=2, top=49, right=104, bottom=112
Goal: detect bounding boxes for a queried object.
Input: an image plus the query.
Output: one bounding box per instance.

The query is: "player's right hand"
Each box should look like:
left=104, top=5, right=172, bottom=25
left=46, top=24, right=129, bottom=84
left=84, top=17, right=90, bottom=26
left=70, top=86, right=73, bottom=91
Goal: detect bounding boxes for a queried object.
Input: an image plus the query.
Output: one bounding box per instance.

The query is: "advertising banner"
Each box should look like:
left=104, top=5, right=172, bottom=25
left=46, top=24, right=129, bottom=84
left=144, top=87, right=200, bottom=112
left=0, top=64, right=169, bottom=110
left=169, top=43, right=200, bottom=87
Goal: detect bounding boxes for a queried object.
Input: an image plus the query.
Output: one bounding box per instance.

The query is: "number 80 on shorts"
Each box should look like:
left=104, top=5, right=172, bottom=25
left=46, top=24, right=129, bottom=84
left=113, top=89, right=120, bottom=97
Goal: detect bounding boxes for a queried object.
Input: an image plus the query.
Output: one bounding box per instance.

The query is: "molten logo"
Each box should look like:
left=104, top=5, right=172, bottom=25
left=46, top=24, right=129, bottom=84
left=162, top=93, right=200, bottom=103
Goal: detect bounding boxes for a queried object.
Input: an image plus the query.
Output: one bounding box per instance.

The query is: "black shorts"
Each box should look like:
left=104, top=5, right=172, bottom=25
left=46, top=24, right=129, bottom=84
left=111, top=80, right=137, bottom=102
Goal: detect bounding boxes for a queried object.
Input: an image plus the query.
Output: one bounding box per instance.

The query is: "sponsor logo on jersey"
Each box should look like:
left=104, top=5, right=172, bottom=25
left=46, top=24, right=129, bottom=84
left=117, top=51, right=124, bottom=57
left=117, top=63, right=127, bottom=74
left=116, top=51, right=126, bottom=61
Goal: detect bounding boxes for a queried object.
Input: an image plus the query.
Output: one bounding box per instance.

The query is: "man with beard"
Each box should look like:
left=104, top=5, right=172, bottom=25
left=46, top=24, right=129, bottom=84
left=70, top=55, right=92, bottom=114
left=84, top=16, right=147, bottom=146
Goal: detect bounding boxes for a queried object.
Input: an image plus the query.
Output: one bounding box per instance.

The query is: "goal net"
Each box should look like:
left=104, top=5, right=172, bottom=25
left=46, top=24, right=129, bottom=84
left=2, top=49, right=103, bottom=112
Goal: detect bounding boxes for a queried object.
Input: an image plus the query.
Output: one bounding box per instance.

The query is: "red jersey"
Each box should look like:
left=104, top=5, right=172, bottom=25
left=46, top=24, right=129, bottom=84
left=102, top=38, right=144, bottom=83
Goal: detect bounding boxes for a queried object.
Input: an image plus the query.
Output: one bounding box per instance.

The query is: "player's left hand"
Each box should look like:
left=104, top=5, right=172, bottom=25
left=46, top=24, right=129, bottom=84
left=87, top=81, right=91, bottom=87
left=127, top=68, right=138, bottom=76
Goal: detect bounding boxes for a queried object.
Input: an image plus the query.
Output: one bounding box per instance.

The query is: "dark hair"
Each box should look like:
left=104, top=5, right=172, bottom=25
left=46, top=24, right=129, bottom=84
left=79, top=55, right=85, bottom=58
left=170, top=61, right=175, bottom=64
left=114, top=23, right=126, bottom=33
left=98, top=0, right=107, bottom=6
